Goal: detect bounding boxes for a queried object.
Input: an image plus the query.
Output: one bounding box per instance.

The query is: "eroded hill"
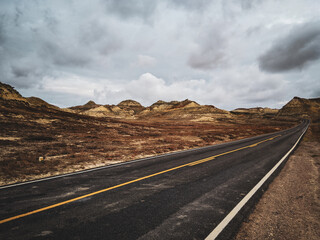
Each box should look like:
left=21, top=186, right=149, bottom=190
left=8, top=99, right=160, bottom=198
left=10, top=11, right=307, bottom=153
left=68, top=98, right=231, bottom=121
left=277, top=96, right=320, bottom=121
left=1, top=81, right=318, bottom=185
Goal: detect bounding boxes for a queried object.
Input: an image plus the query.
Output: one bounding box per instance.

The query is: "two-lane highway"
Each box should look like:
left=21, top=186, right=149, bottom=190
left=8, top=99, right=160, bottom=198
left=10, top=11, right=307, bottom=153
left=0, top=120, right=309, bottom=239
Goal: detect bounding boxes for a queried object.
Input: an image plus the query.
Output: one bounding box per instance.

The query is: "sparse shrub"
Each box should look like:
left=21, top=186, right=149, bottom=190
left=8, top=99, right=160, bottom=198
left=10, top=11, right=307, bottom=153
left=0, top=139, right=19, bottom=146
left=25, top=134, right=55, bottom=141
left=56, top=142, right=67, bottom=148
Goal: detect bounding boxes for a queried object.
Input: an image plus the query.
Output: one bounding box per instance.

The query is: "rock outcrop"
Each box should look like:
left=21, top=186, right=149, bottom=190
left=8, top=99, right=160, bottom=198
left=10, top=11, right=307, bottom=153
left=70, top=100, right=101, bottom=112
left=117, top=100, right=145, bottom=115
left=67, top=98, right=230, bottom=121
left=0, top=82, right=28, bottom=103
left=277, top=97, right=320, bottom=121
left=27, top=97, right=60, bottom=110
left=0, top=82, right=60, bottom=110
left=139, top=99, right=230, bottom=121
left=2, top=81, right=318, bottom=123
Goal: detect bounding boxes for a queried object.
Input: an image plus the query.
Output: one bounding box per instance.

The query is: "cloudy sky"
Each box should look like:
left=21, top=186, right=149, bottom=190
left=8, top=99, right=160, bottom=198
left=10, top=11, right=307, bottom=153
left=1, top=0, right=319, bottom=110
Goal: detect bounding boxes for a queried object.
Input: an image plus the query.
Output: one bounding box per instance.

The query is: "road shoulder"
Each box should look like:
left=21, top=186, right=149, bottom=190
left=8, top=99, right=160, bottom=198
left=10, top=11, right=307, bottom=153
left=235, top=140, right=320, bottom=240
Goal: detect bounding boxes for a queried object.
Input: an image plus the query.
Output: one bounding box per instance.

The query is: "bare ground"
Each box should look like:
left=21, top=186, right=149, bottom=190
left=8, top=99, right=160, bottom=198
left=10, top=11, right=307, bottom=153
left=0, top=119, right=287, bottom=186
left=235, top=137, right=320, bottom=240
left=0, top=100, right=294, bottom=185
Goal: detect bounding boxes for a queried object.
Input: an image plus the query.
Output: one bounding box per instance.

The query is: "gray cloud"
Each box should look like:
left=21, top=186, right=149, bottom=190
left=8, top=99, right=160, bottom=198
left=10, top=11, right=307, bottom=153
left=11, top=65, right=31, bottom=78
left=312, top=89, right=320, bottom=98
left=240, top=0, right=262, bottom=10
left=104, top=0, right=157, bottom=22
left=40, top=41, right=90, bottom=67
left=0, top=15, right=6, bottom=45
left=0, top=0, right=123, bottom=88
left=0, top=0, right=319, bottom=109
left=259, top=21, right=320, bottom=73
left=170, top=0, right=209, bottom=11
left=188, top=28, right=227, bottom=70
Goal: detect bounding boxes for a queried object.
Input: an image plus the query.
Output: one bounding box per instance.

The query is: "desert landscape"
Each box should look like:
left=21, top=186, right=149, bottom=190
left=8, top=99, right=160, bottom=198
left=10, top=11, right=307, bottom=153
left=1, top=81, right=320, bottom=239
left=1, top=81, right=311, bottom=185
left=1, top=81, right=319, bottom=184
left=1, top=1, right=319, bottom=239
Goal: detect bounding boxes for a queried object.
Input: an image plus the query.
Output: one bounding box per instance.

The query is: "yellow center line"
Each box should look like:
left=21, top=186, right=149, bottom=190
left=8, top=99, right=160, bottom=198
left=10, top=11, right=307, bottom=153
left=0, top=135, right=281, bottom=224
left=188, top=157, right=216, bottom=166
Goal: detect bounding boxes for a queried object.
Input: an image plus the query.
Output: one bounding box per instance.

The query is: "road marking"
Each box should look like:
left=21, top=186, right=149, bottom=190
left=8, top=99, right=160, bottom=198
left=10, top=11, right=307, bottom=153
left=188, top=156, right=216, bottom=166
left=205, top=126, right=308, bottom=240
left=0, top=135, right=280, bottom=225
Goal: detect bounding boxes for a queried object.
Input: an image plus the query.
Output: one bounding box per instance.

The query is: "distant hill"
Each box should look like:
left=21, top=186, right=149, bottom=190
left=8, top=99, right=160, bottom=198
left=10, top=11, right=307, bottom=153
left=27, top=97, right=60, bottom=110
left=1, top=81, right=319, bottom=122
left=277, top=97, right=320, bottom=121
left=139, top=99, right=230, bottom=121
left=117, top=100, right=145, bottom=115
left=69, top=98, right=231, bottom=121
left=70, top=100, right=101, bottom=111
left=0, top=82, right=60, bottom=110
left=0, top=82, right=28, bottom=103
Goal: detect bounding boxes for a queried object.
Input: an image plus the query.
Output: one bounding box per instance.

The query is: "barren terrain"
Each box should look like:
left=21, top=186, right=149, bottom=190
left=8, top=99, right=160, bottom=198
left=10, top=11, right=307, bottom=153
left=1, top=81, right=319, bottom=240
left=0, top=99, right=292, bottom=185
left=2, top=81, right=301, bottom=186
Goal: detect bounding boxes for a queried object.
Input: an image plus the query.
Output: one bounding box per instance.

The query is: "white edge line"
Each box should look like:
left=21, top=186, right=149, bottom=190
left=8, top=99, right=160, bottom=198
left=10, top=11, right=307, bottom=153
left=205, top=123, right=308, bottom=240
left=0, top=122, right=303, bottom=190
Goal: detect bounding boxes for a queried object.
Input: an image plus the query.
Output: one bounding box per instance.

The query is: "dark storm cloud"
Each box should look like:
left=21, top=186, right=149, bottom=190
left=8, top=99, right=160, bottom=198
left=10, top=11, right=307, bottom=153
left=8, top=62, right=44, bottom=88
left=11, top=65, right=31, bottom=78
left=0, top=0, right=123, bottom=89
left=259, top=21, right=320, bottom=73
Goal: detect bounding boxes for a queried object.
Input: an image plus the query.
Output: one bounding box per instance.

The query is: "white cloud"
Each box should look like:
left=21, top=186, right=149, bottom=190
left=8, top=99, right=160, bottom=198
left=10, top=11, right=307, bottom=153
left=90, top=68, right=288, bottom=110
left=41, top=75, right=102, bottom=98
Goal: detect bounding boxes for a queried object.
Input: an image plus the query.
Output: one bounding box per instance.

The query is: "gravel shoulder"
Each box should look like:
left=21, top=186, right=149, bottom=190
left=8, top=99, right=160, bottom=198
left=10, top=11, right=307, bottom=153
left=235, top=139, right=320, bottom=240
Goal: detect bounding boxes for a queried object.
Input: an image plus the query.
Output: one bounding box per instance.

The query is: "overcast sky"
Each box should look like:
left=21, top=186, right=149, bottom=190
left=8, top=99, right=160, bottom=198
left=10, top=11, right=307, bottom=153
left=1, top=0, right=319, bottom=110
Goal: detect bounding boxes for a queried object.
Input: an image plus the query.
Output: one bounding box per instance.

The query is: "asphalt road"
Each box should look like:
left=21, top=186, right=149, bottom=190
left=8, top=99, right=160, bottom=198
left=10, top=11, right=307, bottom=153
left=0, top=120, right=309, bottom=240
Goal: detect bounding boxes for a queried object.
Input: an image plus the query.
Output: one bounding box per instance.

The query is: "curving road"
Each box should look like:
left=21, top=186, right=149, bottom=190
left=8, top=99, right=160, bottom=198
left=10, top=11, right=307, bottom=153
left=0, top=120, right=309, bottom=240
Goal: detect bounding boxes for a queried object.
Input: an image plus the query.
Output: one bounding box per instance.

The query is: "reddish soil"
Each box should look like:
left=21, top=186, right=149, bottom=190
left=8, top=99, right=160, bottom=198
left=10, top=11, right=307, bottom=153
left=0, top=100, right=294, bottom=185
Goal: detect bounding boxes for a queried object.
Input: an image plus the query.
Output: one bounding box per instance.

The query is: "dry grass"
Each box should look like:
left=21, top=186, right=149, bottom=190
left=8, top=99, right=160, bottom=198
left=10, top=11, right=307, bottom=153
left=0, top=100, right=295, bottom=185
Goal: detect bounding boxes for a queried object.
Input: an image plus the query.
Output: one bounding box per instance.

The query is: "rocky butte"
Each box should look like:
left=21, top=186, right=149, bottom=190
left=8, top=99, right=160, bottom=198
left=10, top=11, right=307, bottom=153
left=0, top=80, right=319, bottom=184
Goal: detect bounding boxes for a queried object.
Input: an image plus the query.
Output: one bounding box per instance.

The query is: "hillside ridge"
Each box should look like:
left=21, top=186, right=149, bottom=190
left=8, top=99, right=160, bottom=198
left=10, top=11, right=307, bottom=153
left=1, top=81, right=319, bottom=121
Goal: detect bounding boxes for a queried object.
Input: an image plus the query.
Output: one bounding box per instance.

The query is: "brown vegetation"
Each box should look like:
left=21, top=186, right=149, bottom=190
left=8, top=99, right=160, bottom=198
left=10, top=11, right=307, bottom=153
left=0, top=99, right=292, bottom=185
left=2, top=82, right=319, bottom=186
left=1, top=81, right=319, bottom=239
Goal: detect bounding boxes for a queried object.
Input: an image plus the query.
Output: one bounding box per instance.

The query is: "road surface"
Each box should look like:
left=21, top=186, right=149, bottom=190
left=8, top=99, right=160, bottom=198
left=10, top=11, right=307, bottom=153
left=0, top=120, right=309, bottom=240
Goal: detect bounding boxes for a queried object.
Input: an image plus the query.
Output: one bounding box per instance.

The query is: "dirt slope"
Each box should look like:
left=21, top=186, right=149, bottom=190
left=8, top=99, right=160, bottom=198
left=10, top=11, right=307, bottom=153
left=277, top=97, right=320, bottom=121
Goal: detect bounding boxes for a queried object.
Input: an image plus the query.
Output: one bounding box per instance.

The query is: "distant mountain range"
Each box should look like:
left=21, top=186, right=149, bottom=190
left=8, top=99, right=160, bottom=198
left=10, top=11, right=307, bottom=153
left=69, top=99, right=230, bottom=121
left=0, top=81, right=319, bottom=121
